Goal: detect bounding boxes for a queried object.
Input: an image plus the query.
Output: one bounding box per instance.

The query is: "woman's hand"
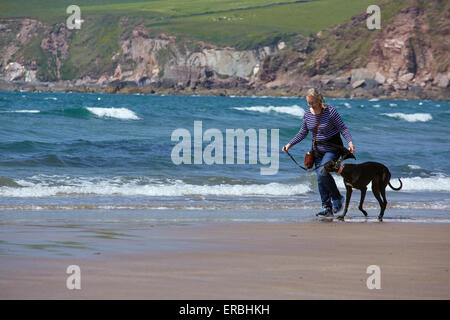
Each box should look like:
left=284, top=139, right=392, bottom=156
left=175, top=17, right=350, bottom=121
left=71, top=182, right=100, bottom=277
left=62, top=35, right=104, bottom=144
left=348, top=141, right=355, bottom=153
left=282, top=144, right=291, bottom=153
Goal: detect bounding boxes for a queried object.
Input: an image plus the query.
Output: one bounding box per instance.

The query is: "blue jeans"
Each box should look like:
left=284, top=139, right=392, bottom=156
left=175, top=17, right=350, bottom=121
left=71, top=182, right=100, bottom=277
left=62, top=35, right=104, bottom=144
left=314, top=151, right=342, bottom=209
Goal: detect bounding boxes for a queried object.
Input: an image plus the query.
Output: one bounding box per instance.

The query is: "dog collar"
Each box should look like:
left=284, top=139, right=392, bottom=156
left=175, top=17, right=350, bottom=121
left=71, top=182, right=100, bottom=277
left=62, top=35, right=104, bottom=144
left=337, top=163, right=344, bottom=175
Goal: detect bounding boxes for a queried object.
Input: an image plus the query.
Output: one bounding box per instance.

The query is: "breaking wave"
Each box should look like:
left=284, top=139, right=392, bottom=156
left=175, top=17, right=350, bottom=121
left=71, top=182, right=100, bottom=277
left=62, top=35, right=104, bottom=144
left=0, top=110, right=40, bottom=113
left=381, top=112, right=432, bottom=122
left=2, top=174, right=450, bottom=198
left=234, top=105, right=305, bottom=117
left=334, top=174, right=450, bottom=192
left=0, top=176, right=312, bottom=197
left=85, top=107, right=140, bottom=120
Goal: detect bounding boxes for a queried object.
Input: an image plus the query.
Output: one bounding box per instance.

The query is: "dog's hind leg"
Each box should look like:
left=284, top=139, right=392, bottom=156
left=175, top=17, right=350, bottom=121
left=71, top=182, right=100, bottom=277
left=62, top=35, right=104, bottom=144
left=380, top=186, right=388, bottom=208
left=358, top=187, right=368, bottom=217
left=372, top=179, right=386, bottom=221
left=378, top=186, right=389, bottom=220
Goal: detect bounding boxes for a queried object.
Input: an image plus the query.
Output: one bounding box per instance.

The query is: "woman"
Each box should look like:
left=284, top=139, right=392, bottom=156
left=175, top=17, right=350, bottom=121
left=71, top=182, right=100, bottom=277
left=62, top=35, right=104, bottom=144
left=282, top=88, right=355, bottom=217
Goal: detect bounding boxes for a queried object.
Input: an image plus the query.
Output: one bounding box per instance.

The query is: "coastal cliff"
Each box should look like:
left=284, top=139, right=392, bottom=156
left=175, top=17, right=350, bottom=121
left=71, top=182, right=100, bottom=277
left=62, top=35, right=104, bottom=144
left=0, top=0, right=448, bottom=100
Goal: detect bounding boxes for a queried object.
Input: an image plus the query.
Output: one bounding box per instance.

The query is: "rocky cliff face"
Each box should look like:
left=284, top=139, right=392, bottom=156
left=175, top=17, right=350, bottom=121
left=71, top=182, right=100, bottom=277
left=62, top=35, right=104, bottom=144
left=367, top=3, right=449, bottom=90
left=0, top=19, right=40, bottom=81
left=0, top=0, right=448, bottom=100
left=0, top=19, right=75, bottom=82
left=0, top=20, right=277, bottom=91
left=254, top=0, right=449, bottom=98
left=108, top=25, right=276, bottom=89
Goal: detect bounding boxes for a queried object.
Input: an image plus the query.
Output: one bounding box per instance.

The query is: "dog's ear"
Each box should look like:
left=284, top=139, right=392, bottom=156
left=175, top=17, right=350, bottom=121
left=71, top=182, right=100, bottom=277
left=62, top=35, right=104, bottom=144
left=342, top=152, right=356, bottom=161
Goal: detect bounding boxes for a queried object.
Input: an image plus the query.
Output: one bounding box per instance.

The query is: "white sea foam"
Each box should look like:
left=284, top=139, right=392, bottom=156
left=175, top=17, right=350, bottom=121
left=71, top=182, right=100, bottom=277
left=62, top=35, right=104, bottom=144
left=234, top=105, right=305, bottom=117
left=381, top=112, right=432, bottom=122
left=85, top=107, right=140, bottom=120
left=0, top=110, right=40, bottom=113
left=395, top=176, right=450, bottom=191
left=408, top=164, right=422, bottom=170
left=334, top=175, right=450, bottom=192
left=389, top=202, right=450, bottom=210
left=0, top=177, right=312, bottom=197
left=2, top=174, right=450, bottom=198
left=342, top=218, right=450, bottom=224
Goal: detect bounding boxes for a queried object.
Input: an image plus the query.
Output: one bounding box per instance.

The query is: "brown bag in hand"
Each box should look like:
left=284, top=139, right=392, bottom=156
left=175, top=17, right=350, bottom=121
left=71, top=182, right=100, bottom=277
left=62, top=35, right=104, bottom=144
left=304, top=108, right=323, bottom=169
left=304, top=149, right=315, bottom=169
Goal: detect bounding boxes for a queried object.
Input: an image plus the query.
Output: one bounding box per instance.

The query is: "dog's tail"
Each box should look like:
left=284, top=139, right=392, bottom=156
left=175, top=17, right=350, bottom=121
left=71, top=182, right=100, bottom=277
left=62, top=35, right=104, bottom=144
left=388, top=179, right=402, bottom=191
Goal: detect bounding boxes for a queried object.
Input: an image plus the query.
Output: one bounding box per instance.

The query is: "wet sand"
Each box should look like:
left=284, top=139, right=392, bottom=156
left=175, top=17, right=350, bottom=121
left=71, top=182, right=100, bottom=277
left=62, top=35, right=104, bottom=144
left=1, top=222, right=449, bottom=299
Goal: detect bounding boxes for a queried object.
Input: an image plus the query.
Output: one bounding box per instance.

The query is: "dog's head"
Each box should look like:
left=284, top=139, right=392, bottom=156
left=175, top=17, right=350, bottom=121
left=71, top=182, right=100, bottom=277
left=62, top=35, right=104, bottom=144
left=321, top=160, right=341, bottom=175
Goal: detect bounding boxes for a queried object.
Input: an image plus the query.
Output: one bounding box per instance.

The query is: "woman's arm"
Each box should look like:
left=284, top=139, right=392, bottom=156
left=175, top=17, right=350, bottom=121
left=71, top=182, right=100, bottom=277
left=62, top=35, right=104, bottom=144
left=283, top=118, right=308, bottom=152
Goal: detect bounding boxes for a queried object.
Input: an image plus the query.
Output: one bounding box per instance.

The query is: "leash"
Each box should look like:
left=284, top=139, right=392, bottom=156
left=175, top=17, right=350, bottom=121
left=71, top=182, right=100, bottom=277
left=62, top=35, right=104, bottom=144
left=285, top=149, right=327, bottom=171
left=285, top=149, right=308, bottom=171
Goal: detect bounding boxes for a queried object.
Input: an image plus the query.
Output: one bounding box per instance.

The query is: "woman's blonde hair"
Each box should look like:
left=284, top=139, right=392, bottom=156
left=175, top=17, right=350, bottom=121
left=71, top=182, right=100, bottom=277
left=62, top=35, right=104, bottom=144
left=306, top=88, right=326, bottom=109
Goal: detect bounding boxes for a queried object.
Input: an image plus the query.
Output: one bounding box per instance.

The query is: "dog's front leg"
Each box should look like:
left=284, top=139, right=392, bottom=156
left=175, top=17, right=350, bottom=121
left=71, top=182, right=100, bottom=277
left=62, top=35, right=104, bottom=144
left=338, top=184, right=353, bottom=220
left=359, top=187, right=368, bottom=217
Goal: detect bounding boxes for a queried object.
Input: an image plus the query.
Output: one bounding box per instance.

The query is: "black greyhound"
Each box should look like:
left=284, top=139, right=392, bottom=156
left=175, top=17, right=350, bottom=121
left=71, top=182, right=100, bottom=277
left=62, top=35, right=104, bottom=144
left=321, top=160, right=402, bottom=221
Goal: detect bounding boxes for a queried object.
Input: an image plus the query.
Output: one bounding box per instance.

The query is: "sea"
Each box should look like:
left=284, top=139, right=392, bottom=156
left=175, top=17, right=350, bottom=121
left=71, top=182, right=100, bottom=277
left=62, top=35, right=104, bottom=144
left=0, top=90, right=449, bottom=239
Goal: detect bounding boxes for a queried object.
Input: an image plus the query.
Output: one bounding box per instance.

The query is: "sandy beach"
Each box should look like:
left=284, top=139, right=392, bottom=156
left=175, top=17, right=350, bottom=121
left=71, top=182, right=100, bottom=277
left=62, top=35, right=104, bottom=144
left=1, top=221, right=449, bottom=300
left=1, top=0, right=449, bottom=305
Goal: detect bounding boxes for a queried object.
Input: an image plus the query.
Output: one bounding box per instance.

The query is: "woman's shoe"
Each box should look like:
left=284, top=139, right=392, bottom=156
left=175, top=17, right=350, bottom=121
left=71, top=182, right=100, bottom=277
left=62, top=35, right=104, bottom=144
left=316, top=207, right=333, bottom=217
left=332, top=195, right=345, bottom=214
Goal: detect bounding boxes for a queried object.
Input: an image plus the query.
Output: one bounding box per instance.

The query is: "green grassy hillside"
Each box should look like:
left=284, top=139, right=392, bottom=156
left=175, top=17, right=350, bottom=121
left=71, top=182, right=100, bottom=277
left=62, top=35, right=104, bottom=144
left=1, top=0, right=378, bottom=48
left=4, top=0, right=412, bottom=83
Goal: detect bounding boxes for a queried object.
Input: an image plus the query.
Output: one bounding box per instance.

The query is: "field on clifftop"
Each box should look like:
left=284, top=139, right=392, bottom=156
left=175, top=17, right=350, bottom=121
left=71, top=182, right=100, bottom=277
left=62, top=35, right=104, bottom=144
left=1, top=0, right=379, bottom=48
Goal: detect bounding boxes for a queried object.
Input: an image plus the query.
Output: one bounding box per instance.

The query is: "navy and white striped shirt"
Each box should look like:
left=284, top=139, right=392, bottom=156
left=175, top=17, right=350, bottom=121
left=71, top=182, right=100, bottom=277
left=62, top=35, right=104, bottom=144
left=289, top=105, right=353, bottom=153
